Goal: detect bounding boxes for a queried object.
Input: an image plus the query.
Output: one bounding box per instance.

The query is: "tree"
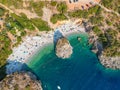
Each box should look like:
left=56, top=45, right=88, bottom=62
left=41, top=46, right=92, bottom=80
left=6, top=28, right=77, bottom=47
left=57, top=2, right=67, bottom=13
left=50, top=1, right=57, bottom=6
left=31, top=18, right=50, bottom=31
left=50, top=14, right=67, bottom=24
left=0, top=8, right=5, bottom=16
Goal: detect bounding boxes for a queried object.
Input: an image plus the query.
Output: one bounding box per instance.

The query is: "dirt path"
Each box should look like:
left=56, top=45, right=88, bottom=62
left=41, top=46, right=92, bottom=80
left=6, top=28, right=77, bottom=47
left=0, top=3, right=40, bottom=31
left=42, top=7, right=56, bottom=29
left=0, top=3, right=13, bottom=13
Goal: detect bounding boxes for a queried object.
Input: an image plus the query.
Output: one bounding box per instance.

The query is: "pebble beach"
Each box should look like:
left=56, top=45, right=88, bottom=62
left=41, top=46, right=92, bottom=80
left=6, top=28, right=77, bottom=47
left=6, top=21, right=85, bottom=74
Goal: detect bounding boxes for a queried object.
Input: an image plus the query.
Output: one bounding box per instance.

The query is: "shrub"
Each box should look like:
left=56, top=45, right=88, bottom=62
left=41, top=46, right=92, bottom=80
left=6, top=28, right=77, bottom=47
left=11, top=13, right=35, bottom=30
left=0, top=8, right=5, bottom=16
left=30, top=1, right=44, bottom=16
left=50, top=1, right=57, bottom=6
left=31, top=18, right=50, bottom=31
left=92, top=26, right=102, bottom=35
left=50, top=14, right=67, bottom=24
left=57, top=2, right=67, bottom=13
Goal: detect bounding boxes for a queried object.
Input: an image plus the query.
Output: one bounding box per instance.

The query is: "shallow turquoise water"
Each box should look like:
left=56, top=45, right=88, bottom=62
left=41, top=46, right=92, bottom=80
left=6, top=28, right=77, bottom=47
left=27, top=33, right=120, bottom=90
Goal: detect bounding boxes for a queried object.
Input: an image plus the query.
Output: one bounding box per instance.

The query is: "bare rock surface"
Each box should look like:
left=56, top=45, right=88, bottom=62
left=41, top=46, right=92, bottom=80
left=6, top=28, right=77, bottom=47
left=99, top=55, right=120, bottom=69
left=0, top=72, right=42, bottom=90
left=56, top=37, right=73, bottom=59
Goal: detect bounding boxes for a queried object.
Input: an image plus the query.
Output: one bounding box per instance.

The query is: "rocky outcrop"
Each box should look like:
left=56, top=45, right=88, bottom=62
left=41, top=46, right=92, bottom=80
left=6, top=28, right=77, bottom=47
left=89, top=34, right=120, bottom=69
left=0, top=72, right=42, bottom=90
left=99, top=55, right=120, bottom=69
left=56, top=37, right=73, bottom=59
left=83, top=21, right=120, bottom=70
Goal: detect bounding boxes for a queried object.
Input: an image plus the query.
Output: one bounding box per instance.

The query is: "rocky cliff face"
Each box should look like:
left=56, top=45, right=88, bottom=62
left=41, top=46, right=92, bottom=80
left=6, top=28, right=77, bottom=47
left=99, top=55, right=120, bottom=69
left=0, top=72, right=42, bottom=90
left=56, top=37, right=73, bottom=59
left=89, top=32, right=120, bottom=70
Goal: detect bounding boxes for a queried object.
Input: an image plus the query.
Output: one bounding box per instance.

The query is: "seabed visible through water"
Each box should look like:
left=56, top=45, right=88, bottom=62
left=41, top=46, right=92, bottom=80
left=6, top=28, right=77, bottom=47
left=27, top=33, right=120, bottom=90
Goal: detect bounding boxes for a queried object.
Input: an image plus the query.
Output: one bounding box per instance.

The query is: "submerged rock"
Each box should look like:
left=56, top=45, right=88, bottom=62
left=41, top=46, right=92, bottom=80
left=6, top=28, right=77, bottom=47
left=77, top=37, right=81, bottom=41
left=0, top=72, right=42, bottom=90
left=56, top=37, right=73, bottom=59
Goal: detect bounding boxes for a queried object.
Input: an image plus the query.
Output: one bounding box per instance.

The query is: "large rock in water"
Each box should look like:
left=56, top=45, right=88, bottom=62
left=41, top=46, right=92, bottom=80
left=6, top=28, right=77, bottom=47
left=56, top=37, right=73, bottom=59
left=0, top=72, right=42, bottom=90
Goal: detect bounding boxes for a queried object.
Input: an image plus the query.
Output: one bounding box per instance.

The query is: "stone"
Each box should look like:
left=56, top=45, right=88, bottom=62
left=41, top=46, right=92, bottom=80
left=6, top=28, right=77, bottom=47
left=56, top=37, right=73, bottom=59
left=0, top=72, right=42, bottom=90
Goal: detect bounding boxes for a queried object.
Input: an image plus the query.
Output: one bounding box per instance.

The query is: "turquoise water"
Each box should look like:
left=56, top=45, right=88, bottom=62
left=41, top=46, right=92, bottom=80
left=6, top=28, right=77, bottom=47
left=27, top=33, right=120, bottom=90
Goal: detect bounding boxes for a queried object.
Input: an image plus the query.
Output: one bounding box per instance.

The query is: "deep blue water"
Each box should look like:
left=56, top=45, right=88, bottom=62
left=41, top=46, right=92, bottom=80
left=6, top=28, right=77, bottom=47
left=27, top=33, right=120, bottom=90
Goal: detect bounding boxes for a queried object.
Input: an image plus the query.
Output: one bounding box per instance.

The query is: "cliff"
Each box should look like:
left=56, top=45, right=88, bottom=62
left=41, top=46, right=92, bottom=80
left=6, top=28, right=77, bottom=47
left=56, top=37, right=73, bottom=59
left=89, top=31, right=120, bottom=69
left=0, top=72, right=42, bottom=90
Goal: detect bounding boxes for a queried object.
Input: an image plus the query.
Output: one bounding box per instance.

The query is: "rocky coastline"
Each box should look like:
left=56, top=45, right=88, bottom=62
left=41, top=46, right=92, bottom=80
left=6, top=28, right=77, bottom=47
left=88, top=30, right=120, bottom=70
left=0, top=72, right=42, bottom=90
left=98, top=55, right=120, bottom=69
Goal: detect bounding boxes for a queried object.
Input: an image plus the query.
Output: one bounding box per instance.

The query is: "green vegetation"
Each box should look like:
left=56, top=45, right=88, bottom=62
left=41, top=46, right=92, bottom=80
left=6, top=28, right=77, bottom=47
left=88, top=6, right=102, bottom=15
left=50, top=1, right=57, bottom=6
left=92, top=26, right=108, bottom=48
left=0, top=0, right=119, bottom=78
left=50, top=2, right=67, bottom=23
left=101, top=0, right=120, bottom=13
left=14, top=84, right=19, bottom=90
left=11, top=13, right=35, bottom=30
left=105, top=29, right=117, bottom=45
left=0, top=0, right=23, bottom=9
left=0, top=9, right=12, bottom=69
left=68, top=6, right=102, bottom=18
left=25, top=85, right=30, bottom=90
left=92, top=26, right=102, bottom=35
left=90, top=16, right=103, bottom=24
left=57, top=2, right=67, bottom=13
left=104, top=40, right=120, bottom=57
left=92, top=26, right=120, bottom=56
left=106, top=20, right=112, bottom=26
left=68, top=3, right=120, bottom=57
left=31, top=18, right=50, bottom=31
left=0, top=0, right=45, bottom=16
left=0, top=8, right=5, bottom=16
left=30, top=1, right=44, bottom=16
left=101, top=0, right=113, bottom=9
left=50, top=14, right=67, bottom=24
left=68, top=10, right=88, bottom=18
left=0, top=33, right=12, bottom=67
left=98, top=34, right=108, bottom=48
left=4, top=13, right=32, bottom=47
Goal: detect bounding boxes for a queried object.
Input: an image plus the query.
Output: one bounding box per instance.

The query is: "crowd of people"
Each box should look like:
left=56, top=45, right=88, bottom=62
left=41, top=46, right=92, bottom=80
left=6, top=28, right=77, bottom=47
left=6, top=21, right=85, bottom=74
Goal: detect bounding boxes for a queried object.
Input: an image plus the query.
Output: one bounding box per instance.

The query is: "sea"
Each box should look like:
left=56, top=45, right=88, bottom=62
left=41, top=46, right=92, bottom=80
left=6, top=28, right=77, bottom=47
left=26, top=33, right=120, bottom=90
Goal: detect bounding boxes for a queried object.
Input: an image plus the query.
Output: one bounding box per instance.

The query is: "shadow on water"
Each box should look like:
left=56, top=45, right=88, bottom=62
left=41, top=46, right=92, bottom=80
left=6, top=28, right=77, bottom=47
left=0, top=30, right=65, bottom=82
left=2, top=32, right=120, bottom=90
left=0, top=64, right=6, bottom=81
left=0, top=61, right=40, bottom=82
left=53, top=30, right=64, bottom=50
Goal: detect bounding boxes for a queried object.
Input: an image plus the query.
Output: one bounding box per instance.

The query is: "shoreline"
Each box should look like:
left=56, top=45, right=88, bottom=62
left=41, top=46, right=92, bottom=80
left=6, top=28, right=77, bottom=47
left=26, top=43, right=53, bottom=65
left=98, top=55, right=120, bottom=70
left=6, top=21, right=86, bottom=74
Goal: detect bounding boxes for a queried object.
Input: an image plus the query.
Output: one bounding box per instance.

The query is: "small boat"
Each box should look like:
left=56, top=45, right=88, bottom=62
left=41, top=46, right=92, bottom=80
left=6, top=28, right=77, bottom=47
left=57, top=85, right=61, bottom=90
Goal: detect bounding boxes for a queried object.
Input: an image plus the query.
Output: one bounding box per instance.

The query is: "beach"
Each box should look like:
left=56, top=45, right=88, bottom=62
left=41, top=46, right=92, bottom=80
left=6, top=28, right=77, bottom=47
left=6, top=20, right=85, bottom=74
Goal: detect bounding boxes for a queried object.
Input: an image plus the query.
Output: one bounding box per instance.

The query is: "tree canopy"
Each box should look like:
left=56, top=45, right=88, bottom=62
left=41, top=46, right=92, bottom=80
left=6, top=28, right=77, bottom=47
left=57, top=2, right=67, bottom=13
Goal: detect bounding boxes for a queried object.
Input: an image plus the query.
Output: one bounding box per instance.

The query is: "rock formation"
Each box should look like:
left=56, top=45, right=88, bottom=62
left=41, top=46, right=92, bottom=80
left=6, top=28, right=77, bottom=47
left=0, top=72, right=42, bottom=90
left=89, top=33, right=120, bottom=69
left=56, top=37, right=73, bottom=59
left=99, top=55, right=120, bottom=69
